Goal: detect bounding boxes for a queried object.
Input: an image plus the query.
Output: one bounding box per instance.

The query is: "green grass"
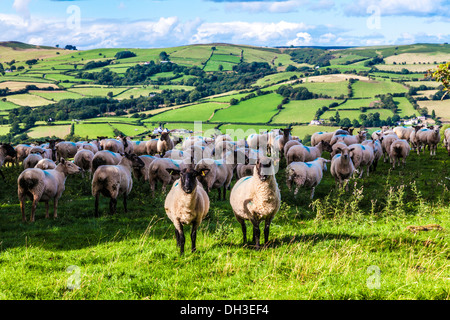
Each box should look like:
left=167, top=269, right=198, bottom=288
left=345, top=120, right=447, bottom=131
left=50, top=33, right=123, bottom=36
left=26, top=125, right=71, bottom=139
left=322, top=108, right=395, bottom=121
left=0, top=139, right=449, bottom=299
left=352, top=80, right=408, bottom=98
left=74, top=123, right=116, bottom=138
left=211, top=93, right=283, bottom=123
left=0, top=125, right=10, bottom=135
left=67, top=87, right=129, bottom=98
left=4, top=93, right=55, bottom=107
left=29, top=90, right=84, bottom=102
left=394, top=97, right=417, bottom=117
left=272, top=99, right=336, bottom=124
left=148, top=102, right=226, bottom=122
left=0, top=99, right=20, bottom=111
left=294, top=81, right=349, bottom=98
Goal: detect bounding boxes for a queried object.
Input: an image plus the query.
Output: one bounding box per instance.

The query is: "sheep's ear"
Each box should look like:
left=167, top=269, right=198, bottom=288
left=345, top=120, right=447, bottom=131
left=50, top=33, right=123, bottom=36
left=166, top=168, right=181, bottom=176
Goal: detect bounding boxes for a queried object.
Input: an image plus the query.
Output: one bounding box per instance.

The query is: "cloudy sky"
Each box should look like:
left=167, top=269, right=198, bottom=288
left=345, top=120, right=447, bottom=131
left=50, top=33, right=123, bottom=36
left=1, top=0, right=449, bottom=49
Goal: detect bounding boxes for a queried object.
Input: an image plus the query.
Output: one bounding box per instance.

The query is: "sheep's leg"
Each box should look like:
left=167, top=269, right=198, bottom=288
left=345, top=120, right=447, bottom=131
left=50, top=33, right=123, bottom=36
left=174, top=220, right=185, bottom=255
left=235, top=216, right=247, bottom=245
left=20, top=197, right=26, bottom=222
left=310, top=187, right=315, bottom=199
left=217, top=188, right=221, bottom=201
left=263, top=219, right=272, bottom=247
left=222, top=186, right=226, bottom=201
left=31, top=197, right=38, bottom=222
left=251, top=219, right=261, bottom=249
left=0, top=169, right=5, bottom=181
left=53, top=199, right=58, bottom=219
left=109, top=198, right=117, bottom=215
left=190, top=221, right=198, bottom=253
left=94, top=194, right=100, bottom=218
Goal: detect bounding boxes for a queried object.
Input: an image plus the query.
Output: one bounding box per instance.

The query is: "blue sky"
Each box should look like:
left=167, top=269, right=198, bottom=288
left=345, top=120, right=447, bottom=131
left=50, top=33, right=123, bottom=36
left=0, top=0, right=449, bottom=49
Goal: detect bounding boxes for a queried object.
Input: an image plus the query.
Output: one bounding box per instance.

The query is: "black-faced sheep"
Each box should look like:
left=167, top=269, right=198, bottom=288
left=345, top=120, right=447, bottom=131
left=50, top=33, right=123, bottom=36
left=330, top=146, right=355, bottom=191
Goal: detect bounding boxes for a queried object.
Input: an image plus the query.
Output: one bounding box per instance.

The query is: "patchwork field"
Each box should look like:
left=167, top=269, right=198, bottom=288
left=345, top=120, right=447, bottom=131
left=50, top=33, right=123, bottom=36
left=417, top=100, right=450, bottom=120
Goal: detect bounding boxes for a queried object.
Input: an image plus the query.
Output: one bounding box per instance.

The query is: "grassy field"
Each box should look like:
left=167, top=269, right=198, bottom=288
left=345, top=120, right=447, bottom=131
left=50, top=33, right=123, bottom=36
left=272, top=99, right=336, bottom=124
left=4, top=93, right=55, bottom=107
left=26, top=125, right=71, bottom=139
left=211, top=93, right=282, bottom=123
left=148, top=102, right=227, bottom=122
left=417, top=100, right=450, bottom=121
left=74, top=123, right=116, bottom=138
left=0, top=137, right=448, bottom=299
left=352, top=80, right=408, bottom=98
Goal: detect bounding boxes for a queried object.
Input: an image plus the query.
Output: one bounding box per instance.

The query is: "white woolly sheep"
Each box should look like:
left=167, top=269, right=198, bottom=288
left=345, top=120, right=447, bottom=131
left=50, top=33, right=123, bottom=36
left=23, top=153, right=44, bottom=170
left=18, top=158, right=81, bottom=222
left=74, top=149, right=95, bottom=178
left=92, top=153, right=145, bottom=217
left=148, top=157, right=185, bottom=195
left=378, top=133, right=399, bottom=163
left=164, top=166, right=210, bottom=255
left=92, top=150, right=123, bottom=173
left=415, top=125, right=442, bottom=156
left=286, top=157, right=330, bottom=198
left=195, top=158, right=234, bottom=201
left=362, top=139, right=382, bottom=172
left=229, top=157, right=281, bottom=249
left=443, top=128, right=450, bottom=156
left=330, top=146, right=355, bottom=191
left=389, top=139, right=411, bottom=169
left=133, top=155, right=159, bottom=181
left=157, top=131, right=175, bottom=156
left=330, top=130, right=367, bottom=146
left=286, top=141, right=332, bottom=164
left=348, top=143, right=374, bottom=178
left=55, top=141, right=78, bottom=159
left=35, top=158, right=57, bottom=170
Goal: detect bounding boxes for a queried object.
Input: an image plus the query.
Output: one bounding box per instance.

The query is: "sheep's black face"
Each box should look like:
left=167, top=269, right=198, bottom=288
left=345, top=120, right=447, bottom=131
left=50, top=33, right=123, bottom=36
left=256, top=159, right=274, bottom=182
left=180, top=168, right=198, bottom=194
left=1, top=144, right=16, bottom=157
left=130, top=154, right=145, bottom=169
left=160, top=132, right=169, bottom=141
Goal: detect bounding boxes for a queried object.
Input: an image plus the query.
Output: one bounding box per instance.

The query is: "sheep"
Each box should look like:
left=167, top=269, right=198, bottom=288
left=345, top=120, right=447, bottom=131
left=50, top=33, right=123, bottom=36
left=393, top=126, right=415, bottom=142
left=146, top=137, right=159, bottom=155
left=286, top=141, right=332, bottom=164
left=286, top=157, right=330, bottom=198
left=195, top=158, right=234, bottom=201
left=92, top=150, right=123, bottom=173
left=131, top=140, right=149, bottom=156
left=157, top=131, right=175, bottom=156
left=330, top=130, right=367, bottom=146
left=15, top=144, right=33, bottom=163
left=133, top=155, right=159, bottom=181
left=92, top=153, right=145, bottom=217
left=311, top=131, right=334, bottom=147
left=246, top=132, right=269, bottom=153
left=117, top=135, right=134, bottom=154
left=378, top=133, right=399, bottom=163
left=79, top=142, right=99, bottom=154
left=409, top=125, right=424, bottom=152
left=389, top=139, right=411, bottom=169
left=35, top=159, right=56, bottom=170
left=148, top=158, right=185, bottom=195
left=330, top=141, right=348, bottom=158
left=270, top=128, right=292, bottom=156
left=0, top=143, right=16, bottom=179
left=283, top=139, right=302, bottom=159
left=23, top=153, right=44, bottom=170
left=230, top=157, right=281, bottom=249
left=348, top=143, right=374, bottom=178
left=236, top=163, right=256, bottom=179
left=415, top=125, right=442, bottom=156
left=362, top=139, right=383, bottom=172
left=164, top=165, right=210, bottom=255
left=18, top=158, right=82, bottom=222
left=443, top=128, right=450, bottom=156
left=99, top=138, right=125, bottom=154
left=330, top=146, right=355, bottom=191
left=55, top=141, right=78, bottom=159
left=29, top=146, right=51, bottom=160
left=74, top=149, right=95, bottom=178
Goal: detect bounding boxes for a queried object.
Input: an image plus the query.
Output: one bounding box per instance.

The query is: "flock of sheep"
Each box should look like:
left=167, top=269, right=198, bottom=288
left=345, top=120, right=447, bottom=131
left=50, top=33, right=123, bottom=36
left=0, top=122, right=446, bottom=255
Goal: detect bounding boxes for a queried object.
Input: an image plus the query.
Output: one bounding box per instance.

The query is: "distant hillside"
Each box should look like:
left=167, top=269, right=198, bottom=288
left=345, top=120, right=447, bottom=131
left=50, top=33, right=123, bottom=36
left=0, top=41, right=56, bottom=50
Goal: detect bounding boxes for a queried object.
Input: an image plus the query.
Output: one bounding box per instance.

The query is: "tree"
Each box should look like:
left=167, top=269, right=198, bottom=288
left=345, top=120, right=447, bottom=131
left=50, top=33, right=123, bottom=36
left=428, top=62, right=450, bottom=100
left=159, top=51, right=169, bottom=61
left=218, top=64, right=223, bottom=71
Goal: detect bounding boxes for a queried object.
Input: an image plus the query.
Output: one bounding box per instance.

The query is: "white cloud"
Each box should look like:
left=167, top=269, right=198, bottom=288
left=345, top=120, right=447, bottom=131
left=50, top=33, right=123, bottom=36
left=286, top=32, right=313, bottom=46
left=318, top=32, right=336, bottom=43
left=225, top=1, right=307, bottom=13
left=12, top=0, right=32, bottom=20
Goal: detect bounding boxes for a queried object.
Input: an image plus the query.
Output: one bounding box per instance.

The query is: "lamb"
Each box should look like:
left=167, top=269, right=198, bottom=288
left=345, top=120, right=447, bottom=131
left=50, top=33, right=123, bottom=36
left=164, top=166, right=210, bottom=255
left=348, top=143, right=374, bottom=178
left=74, top=149, right=95, bottom=178
left=18, top=158, right=81, bottom=222
left=92, top=153, right=145, bottom=217
left=157, top=131, right=175, bottom=156
left=23, top=153, right=44, bottom=170
left=330, top=146, right=355, bottom=191
left=229, top=157, right=281, bottom=249
left=389, top=139, right=411, bottom=169
left=0, top=143, right=16, bottom=180
left=330, top=130, right=367, bottom=146
left=55, top=141, right=78, bottom=159
left=415, top=125, right=442, bottom=156
left=92, top=150, right=123, bottom=173
left=195, top=158, right=234, bottom=201
left=148, top=157, right=185, bottom=195
left=443, top=128, right=450, bottom=156
left=35, top=159, right=56, bottom=170
left=286, top=141, right=332, bottom=164
left=286, top=157, right=330, bottom=198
